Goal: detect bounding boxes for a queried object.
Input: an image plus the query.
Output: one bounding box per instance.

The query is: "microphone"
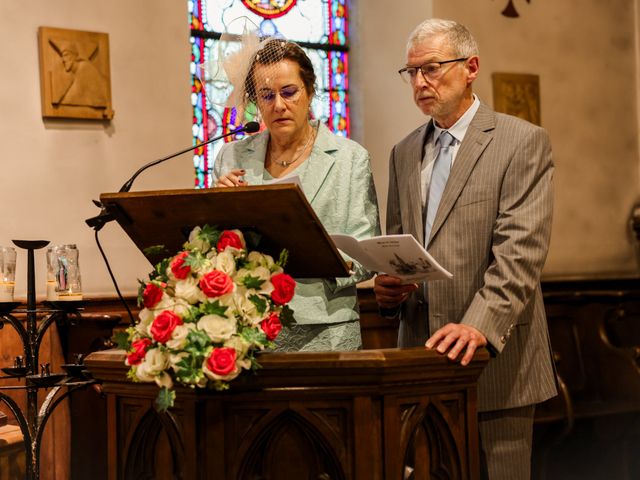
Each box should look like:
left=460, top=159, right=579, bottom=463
left=86, top=121, right=260, bottom=231
left=119, top=121, right=260, bottom=193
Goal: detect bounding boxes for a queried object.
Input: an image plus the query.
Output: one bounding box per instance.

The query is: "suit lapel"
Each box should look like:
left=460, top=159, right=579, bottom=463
left=239, top=131, right=269, bottom=185
left=427, top=104, right=496, bottom=245
left=299, top=123, right=337, bottom=203
left=402, top=123, right=430, bottom=245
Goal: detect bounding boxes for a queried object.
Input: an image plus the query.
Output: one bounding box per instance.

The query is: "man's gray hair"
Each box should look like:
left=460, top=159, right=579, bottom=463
left=407, top=19, right=479, bottom=58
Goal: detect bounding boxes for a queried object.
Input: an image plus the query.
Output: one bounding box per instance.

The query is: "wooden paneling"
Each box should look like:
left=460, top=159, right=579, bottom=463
left=86, top=347, right=489, bottom=480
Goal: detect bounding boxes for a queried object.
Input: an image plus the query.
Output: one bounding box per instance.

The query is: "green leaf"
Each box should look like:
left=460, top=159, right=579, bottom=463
left=181, top=305, right=202, bottom=323
left=136, top=279, right=147, bottom=307
left=212, top=381, right=230, bottom=392
left=200, top=300, right=228, bottom=318
left=277, top=249, right=289, bottom=268
left=249, top=355, right=262, bottom=370
left=144, top=245, right=168, bottom=257
left=155, top=387, right=176, bottom=412
left=186, top=329, right=212, bottom=351
left=150, top=258, right=170, bottom=283
left=240, top=324, right=268, bottom=346
left=279, top=305, right=295, bottom=327
left=199, top=224, right=221, bottom=245
left=242, top=275, right=264, bottom=290
left=126, top=369, right=139, bottom=382
left=184, top=250, right=208, bottom=270
left=112, top=330, right=131, bottom=350
left=249, top=294, right=267, bottom=315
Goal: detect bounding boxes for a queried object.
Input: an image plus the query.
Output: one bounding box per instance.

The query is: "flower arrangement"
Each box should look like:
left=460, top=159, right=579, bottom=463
left=116, top=225, right=295, bottom=410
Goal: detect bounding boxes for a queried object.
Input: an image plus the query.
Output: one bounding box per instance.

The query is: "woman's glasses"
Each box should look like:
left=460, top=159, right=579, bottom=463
left=257, top=85, right=305, bottom=104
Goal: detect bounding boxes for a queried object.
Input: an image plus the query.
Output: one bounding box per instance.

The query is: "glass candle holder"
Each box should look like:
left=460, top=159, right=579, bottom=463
left=46, top=244, right=82, bottom=301
left=0, top=246, right=17, bottom=302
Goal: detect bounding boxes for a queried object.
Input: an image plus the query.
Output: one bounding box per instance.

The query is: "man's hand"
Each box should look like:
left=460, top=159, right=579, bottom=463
left=426, top=323, right=487, bottom=366
left=373, top=274, right=418, bottom=308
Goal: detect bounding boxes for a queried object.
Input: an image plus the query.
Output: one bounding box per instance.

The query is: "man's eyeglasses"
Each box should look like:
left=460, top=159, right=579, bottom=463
left=257, top=85, right=304, bottom=104
left=398, top=58, right=468, bottom=83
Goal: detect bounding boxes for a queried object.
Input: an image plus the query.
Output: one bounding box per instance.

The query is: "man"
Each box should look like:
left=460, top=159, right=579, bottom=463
left=374, top=19, right=557, bottom=479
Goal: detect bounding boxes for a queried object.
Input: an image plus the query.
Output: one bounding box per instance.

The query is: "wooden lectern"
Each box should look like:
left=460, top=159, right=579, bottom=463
left=86, top=347, right=489, bottom=480
left=100, top=184, right=350, bottom=278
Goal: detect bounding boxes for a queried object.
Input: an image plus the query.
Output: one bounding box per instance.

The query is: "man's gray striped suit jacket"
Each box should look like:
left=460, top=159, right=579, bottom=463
left=386, top=103, right=557, bottom=412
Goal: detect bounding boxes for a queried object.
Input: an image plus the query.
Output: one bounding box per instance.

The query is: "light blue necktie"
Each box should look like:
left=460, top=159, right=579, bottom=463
left=424, top=131, right=455, bottom=245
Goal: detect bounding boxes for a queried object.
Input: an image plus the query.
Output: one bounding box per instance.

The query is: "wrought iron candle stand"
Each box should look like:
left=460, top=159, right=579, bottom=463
left=0, top=240, right=95, bottom=480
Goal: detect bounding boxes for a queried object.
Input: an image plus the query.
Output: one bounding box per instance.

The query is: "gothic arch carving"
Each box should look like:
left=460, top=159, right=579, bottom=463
left=123, top=407, right=185, bottom=480
left=236, top=409, right=346, bottom=480
left=402, top=402, right=462, bottom=480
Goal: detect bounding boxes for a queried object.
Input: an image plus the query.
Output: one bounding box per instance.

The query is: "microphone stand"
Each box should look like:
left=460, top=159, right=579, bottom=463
left=86, top=121, right=260, bottom=231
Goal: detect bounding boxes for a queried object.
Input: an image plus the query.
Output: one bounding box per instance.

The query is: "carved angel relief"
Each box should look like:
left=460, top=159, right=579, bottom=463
left=38, top=27, right=114, bottom=120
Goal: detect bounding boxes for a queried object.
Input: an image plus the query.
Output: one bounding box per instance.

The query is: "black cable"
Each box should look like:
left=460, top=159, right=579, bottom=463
left=94, top=229, right=135, bottom=325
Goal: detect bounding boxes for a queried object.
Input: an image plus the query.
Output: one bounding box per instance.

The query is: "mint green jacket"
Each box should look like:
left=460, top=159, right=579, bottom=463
left=213, top=122, right=381, bottom=325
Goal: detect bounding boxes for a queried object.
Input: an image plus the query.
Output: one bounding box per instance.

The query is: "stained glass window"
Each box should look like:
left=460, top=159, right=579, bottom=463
left=189, top=0, right=350, bottom=188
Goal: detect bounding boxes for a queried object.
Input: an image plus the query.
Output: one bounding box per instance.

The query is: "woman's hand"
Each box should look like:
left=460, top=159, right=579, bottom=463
left=215, top=169, right=247, bottom=187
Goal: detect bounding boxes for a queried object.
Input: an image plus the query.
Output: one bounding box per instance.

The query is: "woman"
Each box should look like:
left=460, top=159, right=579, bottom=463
left=213, top=39, right=380, bottom=352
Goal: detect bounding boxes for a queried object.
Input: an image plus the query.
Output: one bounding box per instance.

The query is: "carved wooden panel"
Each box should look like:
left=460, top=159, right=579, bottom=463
left=87, top=348, right=488, bottom=480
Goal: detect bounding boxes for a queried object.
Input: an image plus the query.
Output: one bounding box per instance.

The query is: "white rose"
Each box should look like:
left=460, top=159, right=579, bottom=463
left=135, top=308, right=155, bottom=336
left=174, top=276, right=204, bottom=304
left=198, top=260, right=216, bottom=276
left=154, top=372, right=173, bottom=389
left=186, top=226, right=211, bottom=253
left=171, top=298, right=193, bottom=318
left=270, top=265, right=284, bottom=275
left=234, top=266, right=271, bottom=291
left=233, top=290, right=266, bottom=326
left=246, top=251, right=276, bottom=270
left=169, top=352, right=189, bottom=373
left=166, top=323, right=194, bottom=350
left=215, top=251, right=237, bottom=276
left=135, top=348, right=169, bottom=382
left=257, top=280, right=274, bottom=296
left=224, top=335, right=252, bottom=357
left=152, top=292, right=175, bottom=312
left=194, top=258, right=215, bottom=275
left=198, top=314, right=237, bottom=343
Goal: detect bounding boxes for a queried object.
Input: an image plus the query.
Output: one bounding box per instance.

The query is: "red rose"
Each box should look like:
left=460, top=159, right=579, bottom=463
left=270, top=273, right=296, bottom=305
left=142, top=282, right=164, bottom=308
left=150, top=310, right=183, bottom=344
left=217, top=230, right=243, bottom=252
left=260, top=312, right=282, bottom=341
left=126, top=338, right=152, bottom=366
left=207, top=347, right=237, bottom=376
left=199, top=270, right=234, bottom=298
left=170, top=251, right=191, bottom=279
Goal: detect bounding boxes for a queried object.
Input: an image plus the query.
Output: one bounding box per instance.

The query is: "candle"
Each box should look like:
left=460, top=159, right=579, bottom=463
left=0, top=281, right=15, bottom=302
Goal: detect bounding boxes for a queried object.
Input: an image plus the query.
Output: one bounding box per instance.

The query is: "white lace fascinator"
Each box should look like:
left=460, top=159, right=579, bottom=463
left=202, top=17, right=315, bottom=124
left=200, top=17, right=292, bottom=125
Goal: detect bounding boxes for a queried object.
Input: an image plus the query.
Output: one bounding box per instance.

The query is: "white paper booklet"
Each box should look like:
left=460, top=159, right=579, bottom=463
left=263, top=174, right=303, bottom=191
left=330, top=234, right=453, bottom=282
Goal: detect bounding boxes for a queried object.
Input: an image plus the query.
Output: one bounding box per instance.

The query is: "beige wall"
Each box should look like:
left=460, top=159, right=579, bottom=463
left=0, top=0, right=638, bottom=300
left=0, top=1, right=193, bottom=298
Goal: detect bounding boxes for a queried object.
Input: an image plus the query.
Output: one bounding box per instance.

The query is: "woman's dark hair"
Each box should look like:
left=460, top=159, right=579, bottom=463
left=245, top=39, right=316, bottom=103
